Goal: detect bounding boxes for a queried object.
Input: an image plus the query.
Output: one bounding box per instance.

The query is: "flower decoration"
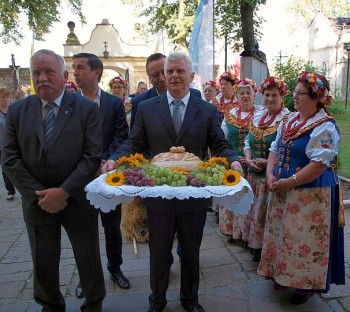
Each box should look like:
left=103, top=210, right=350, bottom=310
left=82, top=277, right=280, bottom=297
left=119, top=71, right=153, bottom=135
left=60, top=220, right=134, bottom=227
left=207, top=157, right=229, bottom=168
left=105, top=171, right=125, bottom=186
left=115, top=153, right=148, bottom=170
left=259, top=77, right=288, bottom=96
left=109, top=76, right=128, bottom=88
left=65, top=81, right=78, bottom=91
left=297, top=71, right=332, bottom=105
left=220, top=72, right=238, bottom=84
left=202, top=80, right=218, bottom=90
left=170, top=167, right=190, bottom=175
left=223, top=170, right=241, bottom=186
left=235, top=78, right=258, bottom=94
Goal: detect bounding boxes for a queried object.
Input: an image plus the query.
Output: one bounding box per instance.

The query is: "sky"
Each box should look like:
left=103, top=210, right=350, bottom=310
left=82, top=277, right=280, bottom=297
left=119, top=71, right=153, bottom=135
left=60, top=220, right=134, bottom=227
left=0, top=0, right=298, bottom=69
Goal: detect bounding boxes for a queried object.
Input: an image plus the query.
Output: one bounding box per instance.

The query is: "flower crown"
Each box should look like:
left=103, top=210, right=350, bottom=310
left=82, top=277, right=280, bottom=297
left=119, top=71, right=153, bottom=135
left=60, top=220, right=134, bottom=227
left=65, top=81, right=78, bottom=90
left=109, top=76, right=128, bottom=88
left=297, top=71, right=332, bottom=105
left=235, top=78, right=258, bottom=93
left=220, top=72, right=237, bottom=84
left=202, top=80, right=217, bottom=90
left=259, top=77, right=288, bottom=96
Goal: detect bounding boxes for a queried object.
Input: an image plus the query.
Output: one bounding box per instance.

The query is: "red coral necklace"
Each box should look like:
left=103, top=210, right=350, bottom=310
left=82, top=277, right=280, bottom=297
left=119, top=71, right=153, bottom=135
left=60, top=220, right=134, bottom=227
left=282, top=110, right=318, bottom=139
left=236, top=106, right=255, bottom=128
left=258, top=107, right=283, bottom=129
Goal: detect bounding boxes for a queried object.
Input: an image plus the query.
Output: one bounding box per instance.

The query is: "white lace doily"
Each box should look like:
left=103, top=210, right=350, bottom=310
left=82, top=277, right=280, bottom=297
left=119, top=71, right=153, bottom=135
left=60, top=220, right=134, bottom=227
left=85, top=173, right=253, bottom=215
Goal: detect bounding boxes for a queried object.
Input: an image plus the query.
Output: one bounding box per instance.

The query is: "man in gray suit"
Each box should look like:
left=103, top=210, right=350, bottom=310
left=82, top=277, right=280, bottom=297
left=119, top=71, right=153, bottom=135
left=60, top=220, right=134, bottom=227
left=102, top=51, right=243, bottom=312
left=1, top=49, right=106, bottom=312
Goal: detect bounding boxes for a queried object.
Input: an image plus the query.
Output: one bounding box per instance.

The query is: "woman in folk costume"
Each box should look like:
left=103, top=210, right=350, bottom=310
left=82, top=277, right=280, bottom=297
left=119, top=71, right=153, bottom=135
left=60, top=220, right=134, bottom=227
left=202, top=80, right=218, bottom=103
left=109, top=76, right=131, bottom=125
left=213, top=71, right=239, bottom=121
left=257, top=71, right=345, bottom=305
left=244, top=77, right=290, bottom=262
left=219, top=78, right=262, bottom=243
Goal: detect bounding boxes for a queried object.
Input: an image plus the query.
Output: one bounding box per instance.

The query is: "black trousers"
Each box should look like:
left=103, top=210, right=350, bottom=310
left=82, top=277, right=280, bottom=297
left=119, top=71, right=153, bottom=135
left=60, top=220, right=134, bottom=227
left=100, top=204, right=123, bottom=273
left=0, top=151, right=15, bottom=195
left=26, top=209, right=106, bottom=312
left=144, top=197, right=208, bottom=310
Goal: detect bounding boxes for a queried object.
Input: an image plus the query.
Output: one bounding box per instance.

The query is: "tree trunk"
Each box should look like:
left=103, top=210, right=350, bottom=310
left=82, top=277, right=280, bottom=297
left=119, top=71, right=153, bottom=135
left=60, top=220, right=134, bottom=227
left=240, top=2, right=255, bottom=53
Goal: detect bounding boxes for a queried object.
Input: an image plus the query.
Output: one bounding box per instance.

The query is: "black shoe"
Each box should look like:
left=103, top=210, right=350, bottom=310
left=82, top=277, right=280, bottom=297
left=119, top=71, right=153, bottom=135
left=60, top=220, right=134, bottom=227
left=6, top=194, right=14, bottom=201
left=75, top=282, right=84, bottom=298
left=181, top=303, right=205, bottom=312
left=290, top=292, right=314, bottom=305
left=110, top=270, right=130, bottom=289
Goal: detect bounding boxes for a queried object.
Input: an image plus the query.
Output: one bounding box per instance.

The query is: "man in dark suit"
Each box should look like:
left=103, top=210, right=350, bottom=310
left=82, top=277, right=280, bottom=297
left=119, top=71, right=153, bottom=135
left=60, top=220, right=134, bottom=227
left=1, top=49, right=106, bottom=311
left=130, top=53, right=202, bottom=129
left=102, top=51, right=243, bottom=312
left=72, top=53, right=130, bottom=296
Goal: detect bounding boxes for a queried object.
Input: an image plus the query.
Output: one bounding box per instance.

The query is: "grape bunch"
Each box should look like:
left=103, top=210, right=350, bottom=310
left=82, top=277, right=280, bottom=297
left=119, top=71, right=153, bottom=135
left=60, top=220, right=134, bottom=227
left=143, top=165, right=187, bottom=187
left=123, top=168, right=155, bottom=187
left=186, top=174, right=206, bottom=187
left=195, top=164, right=226, bottom=186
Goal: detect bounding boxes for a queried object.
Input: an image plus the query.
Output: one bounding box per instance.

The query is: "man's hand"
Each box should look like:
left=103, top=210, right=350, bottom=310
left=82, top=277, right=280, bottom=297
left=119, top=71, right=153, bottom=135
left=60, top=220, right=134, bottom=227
left=101, top=159, right=116, bottom=173
left=36, top=188, right=69, bottom=214
left=230, top=161, right=244, bottom=176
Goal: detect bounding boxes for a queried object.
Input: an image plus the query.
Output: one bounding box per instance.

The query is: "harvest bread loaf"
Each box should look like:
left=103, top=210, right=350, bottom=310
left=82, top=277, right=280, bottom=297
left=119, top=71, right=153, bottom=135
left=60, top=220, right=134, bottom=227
left=151, top=146, right=201, bottom=170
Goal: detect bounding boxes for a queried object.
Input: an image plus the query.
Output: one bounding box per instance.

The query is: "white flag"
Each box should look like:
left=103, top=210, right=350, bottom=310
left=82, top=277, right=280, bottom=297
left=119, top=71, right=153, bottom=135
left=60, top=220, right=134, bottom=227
left=189, top=0, right=214, bottom=91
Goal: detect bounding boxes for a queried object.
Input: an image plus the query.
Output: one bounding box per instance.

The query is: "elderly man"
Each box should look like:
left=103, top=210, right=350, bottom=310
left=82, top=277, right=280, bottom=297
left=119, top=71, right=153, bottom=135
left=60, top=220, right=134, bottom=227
left=2, top=49, right=105, bottom=311
left=102, top=51, right=242, bottom=312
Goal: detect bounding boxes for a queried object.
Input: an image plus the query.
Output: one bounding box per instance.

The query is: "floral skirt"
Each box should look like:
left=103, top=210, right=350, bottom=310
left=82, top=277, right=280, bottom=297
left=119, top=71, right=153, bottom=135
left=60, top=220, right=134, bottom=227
left=219, top=206, right=250, bottom=241
left=257, top=186, right=345, bottom=291
left=248, top=174, right=268, bottom=249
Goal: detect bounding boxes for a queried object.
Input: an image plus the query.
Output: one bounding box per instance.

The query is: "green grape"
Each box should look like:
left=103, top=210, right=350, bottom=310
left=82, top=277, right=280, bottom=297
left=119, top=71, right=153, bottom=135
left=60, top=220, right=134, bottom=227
left=177, top=180, right=183, bottom=186
left=171, top=181, right=177, bottom=187
left=207, top=176, right=213, bottom=185
left=161, top=176, right=167, bottom=183
left=212, top=173, right=218, bottom=180
left=155, top=177, right=161, bottom=185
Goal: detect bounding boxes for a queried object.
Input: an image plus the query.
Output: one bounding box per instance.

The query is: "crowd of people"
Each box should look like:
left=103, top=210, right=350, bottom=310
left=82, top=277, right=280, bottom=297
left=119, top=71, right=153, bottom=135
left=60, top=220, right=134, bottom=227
left=0, top=47, right=345, bottom=312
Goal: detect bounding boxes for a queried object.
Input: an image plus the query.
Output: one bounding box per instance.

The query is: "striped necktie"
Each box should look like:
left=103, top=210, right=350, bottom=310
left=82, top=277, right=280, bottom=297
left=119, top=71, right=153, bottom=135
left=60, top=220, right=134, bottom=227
left=172, top=100, right=183, bottom=135
left=44, top=102, right=56, bottom=143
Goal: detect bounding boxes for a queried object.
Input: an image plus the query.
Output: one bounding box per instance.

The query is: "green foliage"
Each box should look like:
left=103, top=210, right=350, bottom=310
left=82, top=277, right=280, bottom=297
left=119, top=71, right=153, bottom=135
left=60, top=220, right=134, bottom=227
left=0, top=0, right=85, bottom=44
left=140, top=0, right=199, bottom=49
left=272, top=56, right=322, bottom=111
left=287, top=0, right=350, bottom=30
left=215, top=0, right=266, bottom=52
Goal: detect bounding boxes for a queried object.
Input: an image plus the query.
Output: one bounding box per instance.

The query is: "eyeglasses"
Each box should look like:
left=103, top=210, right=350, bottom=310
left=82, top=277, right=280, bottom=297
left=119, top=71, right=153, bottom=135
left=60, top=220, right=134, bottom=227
left=293, top=91, right=309, bottom=96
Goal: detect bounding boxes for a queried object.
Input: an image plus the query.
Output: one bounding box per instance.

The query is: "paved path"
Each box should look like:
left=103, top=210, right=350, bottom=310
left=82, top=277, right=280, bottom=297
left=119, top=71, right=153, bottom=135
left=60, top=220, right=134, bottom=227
left=0, top=179, right=349, bottom=312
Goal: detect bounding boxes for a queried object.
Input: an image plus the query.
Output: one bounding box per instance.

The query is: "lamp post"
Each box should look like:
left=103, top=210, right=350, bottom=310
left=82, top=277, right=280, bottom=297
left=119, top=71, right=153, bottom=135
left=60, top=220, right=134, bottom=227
left=103, top=41, right=109, bottom=59
left=345, top=43, right=350, bottom=109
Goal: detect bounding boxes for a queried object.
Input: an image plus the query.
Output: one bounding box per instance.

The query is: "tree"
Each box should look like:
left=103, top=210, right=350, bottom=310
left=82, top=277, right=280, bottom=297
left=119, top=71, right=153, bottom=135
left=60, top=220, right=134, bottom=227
left=140, top=0, right=199, bottom=49
left=287, top=0, right=350, bottom=30
left=0, top=0, right=85, bottom=44
left=272, top=56, right=322, bottom=111
left=215, top=0, right=266, bottom=53
left=138, top=0, right=266, bottom=52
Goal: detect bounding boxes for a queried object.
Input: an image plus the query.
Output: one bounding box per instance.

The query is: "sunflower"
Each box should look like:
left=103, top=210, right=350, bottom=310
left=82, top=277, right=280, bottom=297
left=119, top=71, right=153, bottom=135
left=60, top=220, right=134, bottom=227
left=115, top=156, right=133, bottom=169
left=208, top=157, right=229, bottom=168
left=105, top=171, right=125, bottom=186
left=223, top=170, right=241, bottom=186
left=170, top=167, right=190, bottom=175
left=131, top=153, right=148, bottom=164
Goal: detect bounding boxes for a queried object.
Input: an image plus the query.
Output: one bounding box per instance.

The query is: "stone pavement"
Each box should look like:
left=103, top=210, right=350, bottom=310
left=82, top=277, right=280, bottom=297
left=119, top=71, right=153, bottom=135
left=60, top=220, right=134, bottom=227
left=0, top=178, right=350, bottom=312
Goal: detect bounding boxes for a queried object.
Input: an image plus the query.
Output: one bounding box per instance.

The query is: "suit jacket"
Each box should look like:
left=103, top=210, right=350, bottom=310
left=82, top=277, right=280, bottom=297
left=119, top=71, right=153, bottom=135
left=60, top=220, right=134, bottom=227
left=130, top=87, right=202, bottom=129
left=98, top=90, right=129, bottom=160
left=1, top=91, right=103, bottom=224
left=111, top=92, right=239, bottom=164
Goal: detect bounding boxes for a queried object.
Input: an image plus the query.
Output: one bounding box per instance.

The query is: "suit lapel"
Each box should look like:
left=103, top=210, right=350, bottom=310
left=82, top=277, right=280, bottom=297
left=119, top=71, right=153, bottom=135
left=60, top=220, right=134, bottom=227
left=99, top=90, right=107, bottom=124
left=155, top=94, right=177, bottom=140
left=177, top=94, right=200, bottom=141
left=30, top=96, right=46, bottom=147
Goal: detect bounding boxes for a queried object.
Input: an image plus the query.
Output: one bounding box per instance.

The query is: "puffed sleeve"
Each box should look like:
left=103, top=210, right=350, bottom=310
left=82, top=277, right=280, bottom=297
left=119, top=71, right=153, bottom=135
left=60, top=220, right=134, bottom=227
left=221, top=119, right=228, bottom=139
left=306, top=121, right=339, bottom=166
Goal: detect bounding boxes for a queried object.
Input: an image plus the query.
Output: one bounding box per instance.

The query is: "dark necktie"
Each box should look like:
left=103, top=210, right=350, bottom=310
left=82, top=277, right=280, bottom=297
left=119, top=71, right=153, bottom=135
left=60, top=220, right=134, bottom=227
left=172, top=100, right=183, bottom=135
left=44, top=102, right=56, bottom=143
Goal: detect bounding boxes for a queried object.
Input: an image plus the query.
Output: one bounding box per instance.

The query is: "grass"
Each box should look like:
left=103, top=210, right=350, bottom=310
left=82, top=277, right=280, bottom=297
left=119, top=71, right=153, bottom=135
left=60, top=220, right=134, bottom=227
left=333, top=107, right=350, bottom=178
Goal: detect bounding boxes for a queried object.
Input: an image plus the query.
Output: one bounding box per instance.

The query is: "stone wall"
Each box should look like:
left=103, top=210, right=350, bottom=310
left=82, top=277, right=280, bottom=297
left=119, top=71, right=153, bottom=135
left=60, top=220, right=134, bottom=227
left=0, top=68, right=31, bottom=99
